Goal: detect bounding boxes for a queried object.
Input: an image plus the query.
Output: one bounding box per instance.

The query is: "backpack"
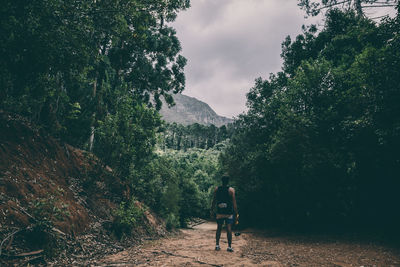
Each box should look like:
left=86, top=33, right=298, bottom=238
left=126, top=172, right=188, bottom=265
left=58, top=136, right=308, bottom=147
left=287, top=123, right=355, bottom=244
left=216, top=186, right=233, bottom=214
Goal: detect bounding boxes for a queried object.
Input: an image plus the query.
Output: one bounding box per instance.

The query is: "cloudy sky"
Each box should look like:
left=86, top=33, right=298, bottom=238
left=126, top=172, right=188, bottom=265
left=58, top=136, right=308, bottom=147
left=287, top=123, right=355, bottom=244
left=171, top=0, right=395, bottom=118
left=171, top=0, right=321, bottom=118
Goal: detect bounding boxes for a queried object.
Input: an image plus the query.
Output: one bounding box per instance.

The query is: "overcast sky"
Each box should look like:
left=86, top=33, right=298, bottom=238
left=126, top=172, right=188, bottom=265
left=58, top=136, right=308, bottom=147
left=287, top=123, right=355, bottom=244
left=171, top=0, right=321, bottom=118
left=171, top=0, right=395, bottom=118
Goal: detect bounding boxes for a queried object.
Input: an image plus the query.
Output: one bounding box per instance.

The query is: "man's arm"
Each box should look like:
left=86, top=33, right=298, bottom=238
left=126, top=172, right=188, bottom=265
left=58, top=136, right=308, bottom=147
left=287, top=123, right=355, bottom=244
left=230, top=187, right=239, bottom=224
left=230, top=187, right=238, bottom=215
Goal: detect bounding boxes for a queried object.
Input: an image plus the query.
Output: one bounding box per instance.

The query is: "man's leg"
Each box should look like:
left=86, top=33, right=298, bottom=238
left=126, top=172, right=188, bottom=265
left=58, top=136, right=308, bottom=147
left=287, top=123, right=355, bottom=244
left=226, top=223, right=232, bottom=248
left=216, top=222, right=223, bottom=246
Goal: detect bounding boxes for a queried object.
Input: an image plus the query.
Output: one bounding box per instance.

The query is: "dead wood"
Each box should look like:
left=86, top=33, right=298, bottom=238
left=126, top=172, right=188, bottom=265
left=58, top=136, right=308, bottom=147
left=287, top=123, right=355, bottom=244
left=15, top=249, right=43, bottom=257
left=0, top=228, right=24, bottom=256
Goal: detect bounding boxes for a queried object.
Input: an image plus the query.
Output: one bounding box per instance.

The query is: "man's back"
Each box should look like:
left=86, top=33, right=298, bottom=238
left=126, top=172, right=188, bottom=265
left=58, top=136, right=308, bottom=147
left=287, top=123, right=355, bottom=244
left=216, top=186, right=233, bottom=215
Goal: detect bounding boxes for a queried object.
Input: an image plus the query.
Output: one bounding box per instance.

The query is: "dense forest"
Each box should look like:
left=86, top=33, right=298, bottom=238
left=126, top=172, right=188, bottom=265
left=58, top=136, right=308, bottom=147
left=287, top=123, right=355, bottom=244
left=0, top=0, right=234, bottom=233
left=222, top=2, right=400, bottom=233
left=158, top=123, right=234, bottom=151
left=1, top=0, right=400, bottom=252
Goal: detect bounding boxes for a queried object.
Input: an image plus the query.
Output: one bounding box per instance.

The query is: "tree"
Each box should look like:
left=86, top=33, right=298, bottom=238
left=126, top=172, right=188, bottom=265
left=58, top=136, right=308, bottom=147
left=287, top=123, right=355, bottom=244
left=94, top=94, right=161, bottom=178
left=222, top=8, right=400, bottom=230
left=0, top=0, right=190, bottom=149
left=298, top=0, right=398, bottom=17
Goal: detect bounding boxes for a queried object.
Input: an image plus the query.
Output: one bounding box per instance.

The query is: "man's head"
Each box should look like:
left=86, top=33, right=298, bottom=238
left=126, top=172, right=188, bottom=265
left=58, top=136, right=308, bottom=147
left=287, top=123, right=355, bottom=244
left=221, top=174, right=229, bottom=186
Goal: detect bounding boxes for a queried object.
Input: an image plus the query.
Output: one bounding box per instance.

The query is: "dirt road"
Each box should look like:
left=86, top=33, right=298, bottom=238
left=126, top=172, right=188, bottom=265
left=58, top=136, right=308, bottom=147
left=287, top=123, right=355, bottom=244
left=95, top=222, right=400, bottom=267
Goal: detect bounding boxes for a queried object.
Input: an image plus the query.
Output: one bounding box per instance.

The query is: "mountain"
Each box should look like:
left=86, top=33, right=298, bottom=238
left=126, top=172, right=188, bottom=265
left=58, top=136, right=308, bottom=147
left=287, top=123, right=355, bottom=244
left=160, top=94, right=233, bottom=127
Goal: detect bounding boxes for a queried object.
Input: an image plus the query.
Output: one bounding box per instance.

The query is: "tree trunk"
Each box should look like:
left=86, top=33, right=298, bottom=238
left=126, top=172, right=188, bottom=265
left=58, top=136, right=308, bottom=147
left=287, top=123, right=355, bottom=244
left=89, top=78, right=97, bottom=152
left=354, top=0, right=363, bottom=16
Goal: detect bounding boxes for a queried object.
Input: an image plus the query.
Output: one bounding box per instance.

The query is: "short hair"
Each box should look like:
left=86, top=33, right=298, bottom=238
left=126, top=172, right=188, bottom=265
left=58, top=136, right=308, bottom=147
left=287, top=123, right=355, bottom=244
left=221, top=174, right=229, bottom=185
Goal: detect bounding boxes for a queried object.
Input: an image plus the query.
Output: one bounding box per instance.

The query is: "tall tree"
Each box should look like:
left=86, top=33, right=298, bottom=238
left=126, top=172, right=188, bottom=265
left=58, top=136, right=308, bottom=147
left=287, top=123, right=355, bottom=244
left=0, top=0, right=190, bottom=148
left=222, top=8, right=400, bottom=230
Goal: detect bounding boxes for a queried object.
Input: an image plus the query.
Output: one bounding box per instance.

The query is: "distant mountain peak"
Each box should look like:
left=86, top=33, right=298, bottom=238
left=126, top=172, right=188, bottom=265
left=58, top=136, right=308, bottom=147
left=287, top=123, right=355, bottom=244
left=160, top=94, right=233, bottom=127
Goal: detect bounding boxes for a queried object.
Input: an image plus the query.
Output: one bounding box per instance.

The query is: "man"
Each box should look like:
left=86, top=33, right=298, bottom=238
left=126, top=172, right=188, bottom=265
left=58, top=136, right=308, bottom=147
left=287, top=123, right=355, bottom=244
left=210, top=174, right=238, bottom=252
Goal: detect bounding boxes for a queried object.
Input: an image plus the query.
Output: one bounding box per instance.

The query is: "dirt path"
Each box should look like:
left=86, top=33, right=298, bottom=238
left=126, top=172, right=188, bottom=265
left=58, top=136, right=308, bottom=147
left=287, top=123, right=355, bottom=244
left=95, top=222, right=280, bottom=266
left=95, top=222, right=400, bottom=267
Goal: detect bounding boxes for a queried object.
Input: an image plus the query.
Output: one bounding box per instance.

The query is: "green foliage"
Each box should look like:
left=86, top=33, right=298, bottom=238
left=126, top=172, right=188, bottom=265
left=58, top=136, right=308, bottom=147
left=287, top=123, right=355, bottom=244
left=0, top=0, right=198, bottom=237
left=94, top=94, right=161, bottom=178
left=0, top=0, right=189, bottom=147
left=112, top=198, right=145, bottom=239
left=164, top=213, right=180, bottom=231
left=0, top=0, right=239, bottom=236
left=158, top=123, right=234, bottom=151
left=222, top=9, right=400, bottom=231
left=131, top=146, right=223, bottom=228
left=130, top=156, right=178, bottom=214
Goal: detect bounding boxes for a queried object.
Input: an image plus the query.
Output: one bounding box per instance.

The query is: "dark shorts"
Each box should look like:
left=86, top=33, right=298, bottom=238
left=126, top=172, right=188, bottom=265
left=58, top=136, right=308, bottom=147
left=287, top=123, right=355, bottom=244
left=216, top=215, right=234, bottom=225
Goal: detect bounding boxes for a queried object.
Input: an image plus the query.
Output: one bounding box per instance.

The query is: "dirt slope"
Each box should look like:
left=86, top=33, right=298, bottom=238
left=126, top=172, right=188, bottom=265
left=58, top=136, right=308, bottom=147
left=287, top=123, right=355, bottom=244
left=96, top=221, right=400, bottom=267
left=0, top=111, right=165, bottom=266
left=0, top=112, right=126, bottom=233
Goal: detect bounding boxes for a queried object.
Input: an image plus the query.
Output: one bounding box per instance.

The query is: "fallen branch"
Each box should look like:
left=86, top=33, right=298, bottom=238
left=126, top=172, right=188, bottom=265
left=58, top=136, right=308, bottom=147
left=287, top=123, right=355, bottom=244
left=15, top=250, right=43, bottom=257
left=5, top=232, right=14, bottom=251
left=51, top=227, right=66, bottom=237
left=0, top=228, right=24, bottom=256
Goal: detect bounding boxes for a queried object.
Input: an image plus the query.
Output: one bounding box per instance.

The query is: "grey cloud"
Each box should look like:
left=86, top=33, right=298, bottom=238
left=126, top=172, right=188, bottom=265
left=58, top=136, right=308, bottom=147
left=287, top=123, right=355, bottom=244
left=185, top=0, right=229, bottom=28
left=172, top=0, right=320, bottom=118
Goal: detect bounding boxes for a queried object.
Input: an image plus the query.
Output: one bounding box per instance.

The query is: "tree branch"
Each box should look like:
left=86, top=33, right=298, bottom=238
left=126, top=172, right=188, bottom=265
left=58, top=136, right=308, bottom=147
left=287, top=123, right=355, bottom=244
left=317, top=0, right=350, bottom=10
left=0, top=228, right=25, bottom=256
left=362, top=4, right=398, bottom=7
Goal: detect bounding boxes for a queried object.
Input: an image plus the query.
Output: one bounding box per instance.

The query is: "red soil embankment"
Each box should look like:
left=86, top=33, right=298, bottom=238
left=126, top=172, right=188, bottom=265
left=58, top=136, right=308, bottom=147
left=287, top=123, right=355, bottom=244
left=0, top=112, right=125, bottom=235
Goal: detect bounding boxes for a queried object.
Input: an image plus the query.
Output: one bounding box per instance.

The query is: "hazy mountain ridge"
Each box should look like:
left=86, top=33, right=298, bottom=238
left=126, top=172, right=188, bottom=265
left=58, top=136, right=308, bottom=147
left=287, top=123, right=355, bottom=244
left=160, top=94, right=233, bottom=126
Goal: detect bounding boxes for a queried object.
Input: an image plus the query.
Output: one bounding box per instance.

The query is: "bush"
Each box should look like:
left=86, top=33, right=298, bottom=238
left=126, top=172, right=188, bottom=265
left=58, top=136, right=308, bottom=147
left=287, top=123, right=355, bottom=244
left=112, top=198, right=145, bottom=239
left=165, top=213, right=180, bottom=231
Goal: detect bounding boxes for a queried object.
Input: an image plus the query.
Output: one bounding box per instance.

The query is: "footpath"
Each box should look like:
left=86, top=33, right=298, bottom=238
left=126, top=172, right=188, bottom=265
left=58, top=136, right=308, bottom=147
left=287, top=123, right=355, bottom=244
left=95, top=221, right=400, bottom=267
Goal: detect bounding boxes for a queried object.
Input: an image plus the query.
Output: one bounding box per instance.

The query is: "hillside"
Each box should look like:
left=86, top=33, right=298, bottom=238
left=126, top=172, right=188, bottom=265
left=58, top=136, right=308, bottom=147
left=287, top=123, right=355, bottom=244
left=0, top=112, right=165, bottom=266
left=160, top=94, right=233, bottom=126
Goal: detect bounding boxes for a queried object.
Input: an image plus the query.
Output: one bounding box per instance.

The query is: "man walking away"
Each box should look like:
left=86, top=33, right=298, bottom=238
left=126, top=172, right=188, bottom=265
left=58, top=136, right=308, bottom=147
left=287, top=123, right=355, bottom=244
left=210, top=174, right=238, bottom=252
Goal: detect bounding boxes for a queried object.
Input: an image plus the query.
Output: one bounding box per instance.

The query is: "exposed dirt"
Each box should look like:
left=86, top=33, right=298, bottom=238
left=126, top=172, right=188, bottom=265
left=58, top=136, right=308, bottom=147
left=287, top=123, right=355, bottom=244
left=241, top=230, right=400, bottom=267
left=95, top=221, right=400, bottom=267
left=0, top=111, right=167, bottom=266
